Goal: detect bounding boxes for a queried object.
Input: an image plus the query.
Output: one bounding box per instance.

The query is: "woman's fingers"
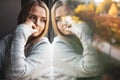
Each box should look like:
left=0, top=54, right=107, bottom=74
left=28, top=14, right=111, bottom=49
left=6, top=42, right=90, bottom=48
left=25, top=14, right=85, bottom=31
left=25, top=21, right=36, bottom=28
left=33, top=29, right=38, bottom=33
left=25, top=21, right=39, bottom=33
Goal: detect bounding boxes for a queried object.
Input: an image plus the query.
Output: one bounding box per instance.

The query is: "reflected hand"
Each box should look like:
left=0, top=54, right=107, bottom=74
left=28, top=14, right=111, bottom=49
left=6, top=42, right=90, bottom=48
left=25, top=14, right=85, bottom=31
left=61, top=16, right=80, bottom=35
left=65, top=22, right=80, bottom=35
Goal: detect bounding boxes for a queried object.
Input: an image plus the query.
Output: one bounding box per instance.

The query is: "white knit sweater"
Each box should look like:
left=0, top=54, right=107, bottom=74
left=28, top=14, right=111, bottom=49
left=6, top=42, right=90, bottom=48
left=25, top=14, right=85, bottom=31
left=52, top=22, right=104, bottom=80
left=0, top=23, right=104, bottom=80
left=0, top=24, right=51, bottom=80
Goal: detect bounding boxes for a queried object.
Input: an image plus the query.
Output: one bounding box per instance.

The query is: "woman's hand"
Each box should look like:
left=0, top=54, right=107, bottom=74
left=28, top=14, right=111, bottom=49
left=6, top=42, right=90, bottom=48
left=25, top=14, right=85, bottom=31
left=24, top=20, right=39, bottom=35
left=15, top=21, right=39, bottom=41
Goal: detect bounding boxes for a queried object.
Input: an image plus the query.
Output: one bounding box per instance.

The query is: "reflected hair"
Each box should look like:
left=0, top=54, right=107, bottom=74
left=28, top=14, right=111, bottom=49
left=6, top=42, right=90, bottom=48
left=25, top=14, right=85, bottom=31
left=51, top=0, right=72, bottom=36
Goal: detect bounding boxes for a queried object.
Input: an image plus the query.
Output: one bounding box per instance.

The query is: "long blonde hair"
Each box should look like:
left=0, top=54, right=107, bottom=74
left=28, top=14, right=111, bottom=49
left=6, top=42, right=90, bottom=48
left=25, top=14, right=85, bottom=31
left=18, top=0, right=49, bottom=45
left=18, top=0, right=49, bottom=38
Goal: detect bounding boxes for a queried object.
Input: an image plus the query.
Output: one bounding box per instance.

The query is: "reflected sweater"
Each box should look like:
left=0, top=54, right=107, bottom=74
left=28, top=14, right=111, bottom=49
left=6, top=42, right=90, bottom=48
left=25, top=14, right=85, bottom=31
left=52, top=22, right=103, bottom=80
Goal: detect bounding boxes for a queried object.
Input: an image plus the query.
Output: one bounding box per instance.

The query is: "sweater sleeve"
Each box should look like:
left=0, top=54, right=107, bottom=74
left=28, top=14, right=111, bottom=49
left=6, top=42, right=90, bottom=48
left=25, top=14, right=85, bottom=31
left=9, top=24, right=47, bottom=78
left=71, top=22, right=104, bottom=77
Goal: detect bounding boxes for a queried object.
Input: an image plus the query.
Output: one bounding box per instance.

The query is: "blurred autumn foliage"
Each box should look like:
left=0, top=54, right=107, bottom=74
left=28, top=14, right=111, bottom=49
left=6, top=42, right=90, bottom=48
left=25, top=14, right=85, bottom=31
left=108, top=2, right=119, bottom=16
left=95, top=0, right=112, bottom=14
left=73, top=0, right=120, bottom=46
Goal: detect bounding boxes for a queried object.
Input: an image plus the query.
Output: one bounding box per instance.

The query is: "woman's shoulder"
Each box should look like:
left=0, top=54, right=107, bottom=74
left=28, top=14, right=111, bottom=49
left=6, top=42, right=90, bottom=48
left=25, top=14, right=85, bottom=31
left=52, top=36, right=64, bottom=44
left=0, top=34, right=13, bottom=45
left=0, top=34, right=13, bottom=57
left=32, top=37, right=51, bottom=48
left=38, top=37, right=51, bottom=45
left=1, top=34, right=13, bottom=40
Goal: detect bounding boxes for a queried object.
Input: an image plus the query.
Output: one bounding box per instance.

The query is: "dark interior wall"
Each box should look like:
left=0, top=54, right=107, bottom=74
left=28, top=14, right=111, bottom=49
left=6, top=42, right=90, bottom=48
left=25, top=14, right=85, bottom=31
left=0, top=0, right=21, bottom=39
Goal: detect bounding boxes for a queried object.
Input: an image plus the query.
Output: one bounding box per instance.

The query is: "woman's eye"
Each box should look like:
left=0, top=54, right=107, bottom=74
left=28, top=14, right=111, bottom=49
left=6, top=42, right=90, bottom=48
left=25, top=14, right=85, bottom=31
left=28, top=15, right=36, bottom=21
left=41, top=19, right=46, bottom=23
left=56, top=17, right=61, bottom=22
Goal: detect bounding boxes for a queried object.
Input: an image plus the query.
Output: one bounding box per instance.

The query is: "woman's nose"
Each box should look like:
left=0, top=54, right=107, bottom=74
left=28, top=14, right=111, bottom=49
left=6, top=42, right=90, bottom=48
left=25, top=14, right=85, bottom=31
left=35, top=19, right=41, bottom=26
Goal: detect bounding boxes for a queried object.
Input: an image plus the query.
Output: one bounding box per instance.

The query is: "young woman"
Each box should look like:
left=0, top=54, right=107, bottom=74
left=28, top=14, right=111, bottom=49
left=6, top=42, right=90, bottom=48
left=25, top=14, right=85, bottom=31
left=51, top=0, right=104, bottom=80
left=0, top=0, right=51, bottom=79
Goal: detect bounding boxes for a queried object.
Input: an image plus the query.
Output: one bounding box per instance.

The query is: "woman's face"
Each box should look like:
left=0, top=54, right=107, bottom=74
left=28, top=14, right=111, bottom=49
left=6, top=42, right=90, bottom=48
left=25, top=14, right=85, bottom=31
left=26, top=5, right=46, bottom=37
left=55, top=5, right=72, bottom=35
